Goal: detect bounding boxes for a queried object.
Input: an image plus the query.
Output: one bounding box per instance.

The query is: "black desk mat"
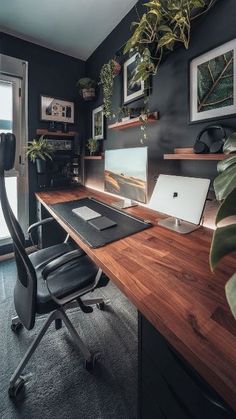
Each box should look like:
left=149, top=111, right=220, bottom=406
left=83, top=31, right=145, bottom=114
left=49, top=197, right=152, bottom=248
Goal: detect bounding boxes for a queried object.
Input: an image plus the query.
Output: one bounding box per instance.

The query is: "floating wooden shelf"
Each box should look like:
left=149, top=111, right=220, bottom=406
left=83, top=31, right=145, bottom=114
left=164, top=148, right=233, bottom=161
left=36, top=129, right=78, bottom=137
left=108, top=112, right=159, bottom=130
left=83, top=155, right=104, bottom=160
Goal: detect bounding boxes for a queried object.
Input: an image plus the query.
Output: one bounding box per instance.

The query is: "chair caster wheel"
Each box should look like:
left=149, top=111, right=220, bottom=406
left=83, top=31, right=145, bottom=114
left=11, top=322, right=23, bottom=333
left=96, top=302, right=105, bottom=311
left=84, top=352, right=100, bottom=372
left=8, top=377, right=25, bottom=398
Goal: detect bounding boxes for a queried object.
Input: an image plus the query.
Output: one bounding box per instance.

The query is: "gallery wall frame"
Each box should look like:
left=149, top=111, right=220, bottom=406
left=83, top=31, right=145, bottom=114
left=40, top=95, right=75, bottom=123
left=123, top=53, right=145, bottom=104
left=190, top=39, right=236, bottom=123
left=92, top=105, right=104, bottom=140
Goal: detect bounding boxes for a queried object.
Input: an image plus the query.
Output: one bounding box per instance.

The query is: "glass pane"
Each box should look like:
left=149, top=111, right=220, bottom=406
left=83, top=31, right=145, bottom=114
left=0, top=177, right=17, bottom=240
left=0, top=81, right=13, bottom=133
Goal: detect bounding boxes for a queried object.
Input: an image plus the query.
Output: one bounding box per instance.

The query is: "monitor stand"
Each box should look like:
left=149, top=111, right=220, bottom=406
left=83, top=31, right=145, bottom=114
left=111, top=198, right=138, bottom=209
left=158, top=217, right=200, bottom=234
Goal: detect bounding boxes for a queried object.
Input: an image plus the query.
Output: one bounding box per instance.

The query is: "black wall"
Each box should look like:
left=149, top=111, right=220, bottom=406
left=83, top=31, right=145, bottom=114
left=85, top=0, right=236, bottom=199
left=0, top=33, right=86, bottom=226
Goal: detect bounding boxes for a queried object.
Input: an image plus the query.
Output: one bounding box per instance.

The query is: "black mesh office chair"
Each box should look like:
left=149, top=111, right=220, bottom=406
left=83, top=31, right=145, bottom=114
left=0, top=133, right=108, bottom=398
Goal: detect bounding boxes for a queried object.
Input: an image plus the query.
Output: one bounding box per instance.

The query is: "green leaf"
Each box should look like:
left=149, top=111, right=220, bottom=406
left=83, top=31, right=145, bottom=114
left=210, top=224, right=236, bottom=270
left=223, top=134, right=236, bottom=154
left=225, top=273, right=236, bottom=320
left=213, top=164, right=236, bottom=201
left=158, top=33, right=176, bottom=48
left=158, top=25, right=172, bottom=32
left=215, top=188, right=236, bottom=224
left=217, top=155, right=236, bottom=173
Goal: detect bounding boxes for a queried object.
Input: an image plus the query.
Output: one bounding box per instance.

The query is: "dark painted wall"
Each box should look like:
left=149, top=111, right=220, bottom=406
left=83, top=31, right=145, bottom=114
left=85, top=0, right=236, bottom=200
left=0, top=32, right=86, bottom=225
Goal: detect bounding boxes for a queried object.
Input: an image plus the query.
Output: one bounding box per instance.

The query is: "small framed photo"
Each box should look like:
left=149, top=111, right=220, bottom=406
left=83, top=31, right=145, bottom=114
left=92, top=105, right=104, bottom=140
left=190, top=39, right=236, bottom=122
left=40, top=95, right=74, bottom=123
left=123, top=53, right=145, bottom=104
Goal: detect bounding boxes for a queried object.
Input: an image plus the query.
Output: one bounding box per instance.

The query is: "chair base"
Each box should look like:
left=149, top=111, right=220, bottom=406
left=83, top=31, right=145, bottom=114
left=9, top=301, right=105, bottom=398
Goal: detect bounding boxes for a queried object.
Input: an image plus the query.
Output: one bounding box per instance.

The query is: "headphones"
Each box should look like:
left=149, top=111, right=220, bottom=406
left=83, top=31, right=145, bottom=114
left=193, top=125, right=226, bottom=154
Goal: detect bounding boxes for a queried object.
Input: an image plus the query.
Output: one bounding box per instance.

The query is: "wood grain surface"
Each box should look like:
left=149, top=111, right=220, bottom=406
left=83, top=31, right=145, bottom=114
left=36, top=186, right=236, bottom=410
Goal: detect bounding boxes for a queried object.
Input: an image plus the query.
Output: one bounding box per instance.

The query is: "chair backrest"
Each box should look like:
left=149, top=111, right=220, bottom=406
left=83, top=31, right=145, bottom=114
left=0, top=133, right=37, bottom=330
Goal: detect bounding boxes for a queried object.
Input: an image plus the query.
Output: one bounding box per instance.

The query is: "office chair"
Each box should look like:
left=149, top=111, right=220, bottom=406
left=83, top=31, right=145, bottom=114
left=0, top=133, right=108, bottom=398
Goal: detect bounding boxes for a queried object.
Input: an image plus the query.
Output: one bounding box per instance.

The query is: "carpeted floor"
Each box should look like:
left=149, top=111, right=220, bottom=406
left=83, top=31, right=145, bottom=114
left=0, top=259, right=138, bottom=419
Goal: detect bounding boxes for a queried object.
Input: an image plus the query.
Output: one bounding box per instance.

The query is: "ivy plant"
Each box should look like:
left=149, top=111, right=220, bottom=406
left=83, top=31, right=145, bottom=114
left=210, top=133, right=236, bottom=318
left=124, top=0, right=216, bottom=83
left=100, top=60, right=115, bottom=118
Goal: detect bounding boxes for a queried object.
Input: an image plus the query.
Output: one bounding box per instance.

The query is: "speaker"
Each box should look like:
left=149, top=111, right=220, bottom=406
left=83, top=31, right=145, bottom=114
left=193, top=125, right=226, bottom=154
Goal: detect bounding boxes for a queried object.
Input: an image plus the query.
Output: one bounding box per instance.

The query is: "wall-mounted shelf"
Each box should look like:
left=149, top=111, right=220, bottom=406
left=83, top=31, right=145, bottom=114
left=83, top=155, right=104, bottom=160
left=164, top=148, right=233, bottom=161
left=108, top=112, right=159, bottom=130
left=36, top=129, right=78, bottom=137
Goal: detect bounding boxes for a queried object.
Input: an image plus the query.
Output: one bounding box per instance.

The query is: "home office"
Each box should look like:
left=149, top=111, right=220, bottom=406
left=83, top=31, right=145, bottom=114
left=1, top=1, right=236, bottom=418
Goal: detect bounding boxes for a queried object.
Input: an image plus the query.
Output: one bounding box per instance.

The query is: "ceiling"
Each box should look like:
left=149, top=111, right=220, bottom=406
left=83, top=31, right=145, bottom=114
left=0, top=0, right=137, bottom=60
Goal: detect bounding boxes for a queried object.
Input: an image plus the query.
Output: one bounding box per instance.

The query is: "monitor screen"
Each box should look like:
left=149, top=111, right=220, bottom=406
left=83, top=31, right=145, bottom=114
left=148, top=175, right=210, bottom=225
left=104, top=147, right=148, bottom=203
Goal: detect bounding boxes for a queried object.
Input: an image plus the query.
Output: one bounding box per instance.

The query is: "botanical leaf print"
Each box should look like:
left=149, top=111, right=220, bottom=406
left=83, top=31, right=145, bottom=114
left=197, top=50, right=234, bottom=112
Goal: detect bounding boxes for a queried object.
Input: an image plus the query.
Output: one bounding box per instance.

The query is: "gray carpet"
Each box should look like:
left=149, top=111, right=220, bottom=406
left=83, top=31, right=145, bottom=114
left=0, top=259, right=137, bottom=419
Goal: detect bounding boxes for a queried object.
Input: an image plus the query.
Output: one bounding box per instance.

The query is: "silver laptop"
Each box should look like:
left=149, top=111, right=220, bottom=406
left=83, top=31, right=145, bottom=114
left=148, top=175, right=210, bottom=234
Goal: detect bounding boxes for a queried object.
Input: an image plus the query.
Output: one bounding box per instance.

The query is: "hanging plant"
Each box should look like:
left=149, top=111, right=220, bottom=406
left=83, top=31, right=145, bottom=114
left=124, top=0, right=217, bottom=83
left=100, top=59, right=121, bottom=118
left=210, top=132, right=236, bottom=318
left=76, top=78, right=96, bottom=101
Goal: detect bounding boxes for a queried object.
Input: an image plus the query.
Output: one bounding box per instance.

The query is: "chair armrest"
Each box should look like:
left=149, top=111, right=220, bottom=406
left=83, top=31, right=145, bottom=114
left=28, top=217, right=54, bottom=234
left=42, top=249, right=85, bottom=280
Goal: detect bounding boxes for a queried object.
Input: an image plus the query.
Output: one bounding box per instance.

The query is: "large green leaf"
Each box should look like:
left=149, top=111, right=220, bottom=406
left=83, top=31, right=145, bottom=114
left=215, top=188, right=236, bottom=224
left=210, top=224, right=236, bottom=270
left=217, top=155, right=236, bottom=173
left=225, top=273, right=236, bottom=319
left=223, top=134, right=236, bottom=154
left=213, top=164, right=236, bottom=201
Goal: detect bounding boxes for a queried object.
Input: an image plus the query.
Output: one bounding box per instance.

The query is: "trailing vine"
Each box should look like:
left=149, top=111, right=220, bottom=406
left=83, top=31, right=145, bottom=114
left=100, top=60, right=115, bottom=118
left=124, top=0, right=217, bottom=83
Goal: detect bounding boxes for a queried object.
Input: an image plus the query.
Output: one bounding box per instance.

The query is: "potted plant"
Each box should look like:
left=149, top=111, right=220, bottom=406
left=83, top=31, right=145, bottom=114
left=86, top=137, right=99, bottom=156
left=119, top=106, right=131, bottom=122
left=76, top=78, right=96, bottom=101
left=100, top=59, right=121, bottom=118
left=26, top=136, right=53, bottom=174
left=210, top=132, right=236, bottom=318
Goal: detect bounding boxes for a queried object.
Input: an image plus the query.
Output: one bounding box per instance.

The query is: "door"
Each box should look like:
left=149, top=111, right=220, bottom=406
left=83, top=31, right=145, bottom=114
left=0, top=74, right=28, bottom=244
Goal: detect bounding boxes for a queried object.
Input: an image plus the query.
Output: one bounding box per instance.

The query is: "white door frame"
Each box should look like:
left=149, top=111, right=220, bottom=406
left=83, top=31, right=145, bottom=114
left=0, top=54, right=29, bottom=243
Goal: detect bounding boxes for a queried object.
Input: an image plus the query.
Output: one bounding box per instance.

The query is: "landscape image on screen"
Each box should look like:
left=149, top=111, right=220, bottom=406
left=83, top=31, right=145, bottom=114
left=104, top=147, right=147, bottom=203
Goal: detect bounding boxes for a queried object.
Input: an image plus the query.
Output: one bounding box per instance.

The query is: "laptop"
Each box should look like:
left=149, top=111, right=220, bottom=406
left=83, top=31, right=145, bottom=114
left=148, top=175, right=210, bottom=234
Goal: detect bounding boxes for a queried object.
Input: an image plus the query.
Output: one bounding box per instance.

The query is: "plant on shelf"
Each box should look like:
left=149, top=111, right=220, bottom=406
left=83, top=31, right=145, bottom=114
left=86, top=137, right=99, bottom=156
left=26, top=136, right=53, bottom=174
left=124, top=0, right=216, bottom=83
left=76, top=77, right=96, bottom=101
left=210, top=132, right=236, bottom=318
left=118, top=106, right=131, bottom=122
left=100, top=59, right=121, bottom=118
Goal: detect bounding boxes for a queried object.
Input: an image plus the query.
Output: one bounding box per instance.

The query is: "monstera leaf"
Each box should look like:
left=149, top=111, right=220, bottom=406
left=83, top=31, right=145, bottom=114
left=198, top=51, right=234, bottom=113
left=213, top=164, right=236, bottom=201
left=217, top=155, right=236, bottom=173
left=215, top=189, right=236, bottom=225
left=223, top=133, right=236, bottom=154
left=226, top=274, right=236, bottom=319
left=210, top=224, right=236, bottom=270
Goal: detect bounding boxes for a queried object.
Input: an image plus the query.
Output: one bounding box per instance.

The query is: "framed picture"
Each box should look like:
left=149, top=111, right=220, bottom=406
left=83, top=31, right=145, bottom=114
left=190, top=39, right=236, bottom=122
left=92, top=105, right=104, bottom=140
left=123, top=53, right=145, bottom=104
left=40, top=95, right=74, bottom=123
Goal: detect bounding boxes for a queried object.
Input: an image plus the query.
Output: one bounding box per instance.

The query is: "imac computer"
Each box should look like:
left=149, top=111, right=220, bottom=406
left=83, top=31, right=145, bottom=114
left=148, top=175, right=210, bottom=234
left=104, top=147, right=148, bottom=209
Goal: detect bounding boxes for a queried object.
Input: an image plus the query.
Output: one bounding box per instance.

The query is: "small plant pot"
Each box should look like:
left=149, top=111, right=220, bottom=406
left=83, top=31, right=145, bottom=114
left=36, top=158, right=46, bottom=174
left=112, top=60, right=121, bottom=76
left=122, top=116, right=130, bottom=122
left=82, top=88, right=96, bottom=101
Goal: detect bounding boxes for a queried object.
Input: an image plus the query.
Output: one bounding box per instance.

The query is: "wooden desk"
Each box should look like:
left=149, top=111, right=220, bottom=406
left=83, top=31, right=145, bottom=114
left=36, top=187, right=236, bottom=414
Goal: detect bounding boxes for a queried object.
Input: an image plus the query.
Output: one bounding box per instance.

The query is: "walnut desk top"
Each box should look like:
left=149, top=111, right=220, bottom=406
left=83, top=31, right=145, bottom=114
left=36, top=187, right=236, bottom=410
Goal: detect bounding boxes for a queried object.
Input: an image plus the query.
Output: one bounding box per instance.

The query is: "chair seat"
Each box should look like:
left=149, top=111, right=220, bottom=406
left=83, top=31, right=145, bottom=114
left=29, top=243, right=98, bottom=314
